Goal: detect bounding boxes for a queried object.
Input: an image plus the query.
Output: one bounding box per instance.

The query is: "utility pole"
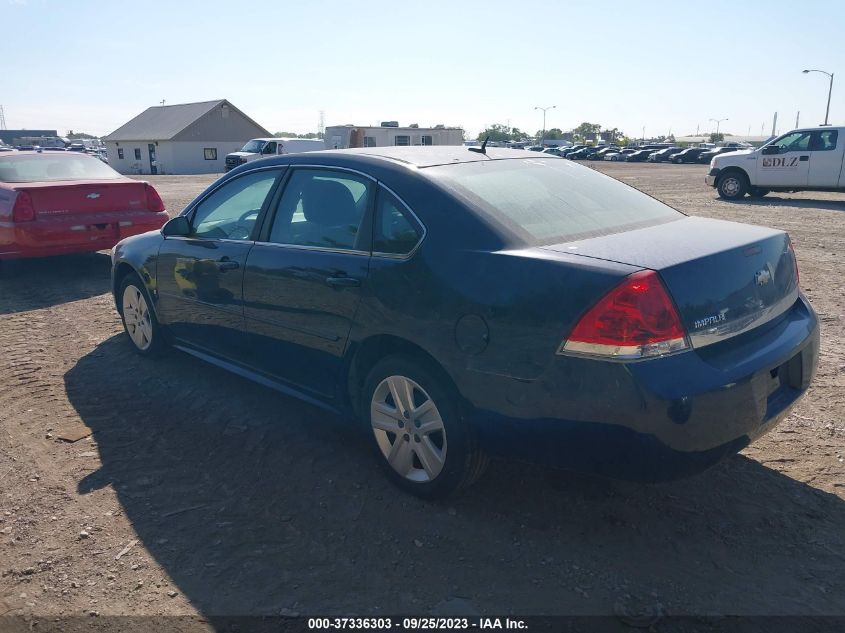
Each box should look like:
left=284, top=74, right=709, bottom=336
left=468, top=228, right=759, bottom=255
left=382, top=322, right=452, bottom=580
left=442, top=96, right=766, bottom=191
left=709, top=117, right=728, bottom=137
left=771, top=112, right=778, bottom=137
left=318, top=110, right=325, bottom=138
left=0, top=105, right=6, bottom=130
left=796, top=111, right=800, bottom=128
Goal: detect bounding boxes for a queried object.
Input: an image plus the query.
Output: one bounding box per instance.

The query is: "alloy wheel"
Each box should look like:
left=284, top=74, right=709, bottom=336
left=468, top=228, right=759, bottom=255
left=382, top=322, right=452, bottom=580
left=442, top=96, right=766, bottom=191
left=122, top=284, right=153, bottom=351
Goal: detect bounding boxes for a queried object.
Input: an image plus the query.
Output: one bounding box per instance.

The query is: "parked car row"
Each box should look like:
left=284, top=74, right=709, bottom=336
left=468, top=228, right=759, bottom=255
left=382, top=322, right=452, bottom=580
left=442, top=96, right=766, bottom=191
left=541, top=143, right=752, bottom=164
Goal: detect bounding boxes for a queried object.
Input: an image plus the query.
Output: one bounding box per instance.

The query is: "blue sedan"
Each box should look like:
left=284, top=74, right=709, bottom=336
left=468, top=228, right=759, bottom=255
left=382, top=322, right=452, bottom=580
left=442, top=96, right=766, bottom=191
left=111, top=147, right=819, bottom=498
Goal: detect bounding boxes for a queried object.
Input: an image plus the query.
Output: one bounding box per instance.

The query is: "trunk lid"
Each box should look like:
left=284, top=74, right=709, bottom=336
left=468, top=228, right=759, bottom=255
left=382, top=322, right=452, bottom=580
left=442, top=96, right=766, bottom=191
left=544, top=217, right=799, bottom=348
left=18, top=180, right=150, bottom=218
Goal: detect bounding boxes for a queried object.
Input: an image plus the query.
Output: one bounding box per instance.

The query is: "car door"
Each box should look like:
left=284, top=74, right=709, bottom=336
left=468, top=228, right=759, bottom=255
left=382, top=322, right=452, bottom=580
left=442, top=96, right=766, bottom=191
left=807, top=129, right=841, bottom=187
left=756, top=130, right=812, bottom=187
left=155, top=168, right=283, bottom=362
left=241, top=167, right=372, bottom=399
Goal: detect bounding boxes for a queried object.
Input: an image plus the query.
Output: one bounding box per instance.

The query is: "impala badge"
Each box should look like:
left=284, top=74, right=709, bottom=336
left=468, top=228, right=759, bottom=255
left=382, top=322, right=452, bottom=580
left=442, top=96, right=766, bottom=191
left=87, top=192, right=101, bottom=199
left=755, top=268, right=772, bottom=286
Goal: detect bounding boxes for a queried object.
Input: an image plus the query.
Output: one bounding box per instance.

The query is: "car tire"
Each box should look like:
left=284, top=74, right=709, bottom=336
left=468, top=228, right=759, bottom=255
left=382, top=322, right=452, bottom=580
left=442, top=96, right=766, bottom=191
left=748, top=187, right=770, bottom=198
left=716, top=171, right=749, bottom=200
left=118, top=273, right=166, bottom=356
left=673, top=157, right=682, bottom=164
left=362, top=355, right=488, bottom=498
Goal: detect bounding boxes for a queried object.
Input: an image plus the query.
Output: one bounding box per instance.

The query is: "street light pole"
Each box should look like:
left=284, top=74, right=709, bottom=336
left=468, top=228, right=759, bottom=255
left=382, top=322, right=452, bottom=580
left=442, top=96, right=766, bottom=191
left=803, top=69, right=834, bottom=125
left=709, top=117, right=728, bottom=137
left=534, top=105, right=556, bottom=146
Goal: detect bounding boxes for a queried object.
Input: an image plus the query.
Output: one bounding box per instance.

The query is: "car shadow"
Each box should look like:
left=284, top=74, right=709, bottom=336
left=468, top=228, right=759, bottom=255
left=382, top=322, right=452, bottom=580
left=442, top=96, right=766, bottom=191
left=0, top=252, right=112, bottom=314
left=731, top=196, right=845, bottom=212
left=66, top=335, right=845, bottom=620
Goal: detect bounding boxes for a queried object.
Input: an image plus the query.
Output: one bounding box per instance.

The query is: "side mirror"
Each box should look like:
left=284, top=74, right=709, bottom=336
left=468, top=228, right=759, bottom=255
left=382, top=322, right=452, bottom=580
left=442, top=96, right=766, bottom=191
left=761, top=145, right=780, bottom=155
left=162, top=215, right=190, bottom=237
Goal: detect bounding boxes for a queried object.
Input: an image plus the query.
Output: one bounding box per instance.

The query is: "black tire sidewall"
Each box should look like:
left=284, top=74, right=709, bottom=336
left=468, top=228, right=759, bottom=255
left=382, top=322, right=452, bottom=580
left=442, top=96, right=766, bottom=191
left=717, top=172, right=748, bottom=199
left=118, top=273, right=163, bottom=356
left=361, top=355, right=474, bottom=499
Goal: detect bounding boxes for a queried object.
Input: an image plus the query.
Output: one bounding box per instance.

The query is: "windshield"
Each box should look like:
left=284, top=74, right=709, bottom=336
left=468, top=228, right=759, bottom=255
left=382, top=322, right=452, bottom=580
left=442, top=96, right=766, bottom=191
left=428, top=158, right=682, bottom=244
left=0, top=153, right=122, bottom=183
left=240, top=140, right=267, bottom=153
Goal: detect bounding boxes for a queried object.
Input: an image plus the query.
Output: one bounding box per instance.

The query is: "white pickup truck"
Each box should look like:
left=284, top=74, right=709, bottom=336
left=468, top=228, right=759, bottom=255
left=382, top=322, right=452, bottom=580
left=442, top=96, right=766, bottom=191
left=705, top=126, right=844, bottom=199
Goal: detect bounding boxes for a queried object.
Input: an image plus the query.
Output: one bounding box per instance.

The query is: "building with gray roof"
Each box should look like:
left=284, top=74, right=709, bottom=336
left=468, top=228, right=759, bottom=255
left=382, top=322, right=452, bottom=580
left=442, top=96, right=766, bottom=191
left=103, top=100, right=271, bottom=175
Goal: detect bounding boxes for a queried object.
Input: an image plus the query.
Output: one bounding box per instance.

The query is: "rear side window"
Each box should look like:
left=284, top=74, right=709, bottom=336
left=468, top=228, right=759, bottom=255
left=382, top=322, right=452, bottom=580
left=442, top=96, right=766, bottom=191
left=428, top=158, right=681, bottom=244
left=373, top=189, right=423, bottom=256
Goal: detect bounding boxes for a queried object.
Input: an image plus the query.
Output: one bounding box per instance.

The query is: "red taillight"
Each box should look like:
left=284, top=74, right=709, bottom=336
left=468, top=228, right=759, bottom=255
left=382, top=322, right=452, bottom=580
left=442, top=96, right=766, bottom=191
left=787, top=236, right=800, bottom=285
left=144, top=183, right=165, bottom=212
left=560, top=270, right=688, bottom=360
left=12, top=191, right=36, bottom=222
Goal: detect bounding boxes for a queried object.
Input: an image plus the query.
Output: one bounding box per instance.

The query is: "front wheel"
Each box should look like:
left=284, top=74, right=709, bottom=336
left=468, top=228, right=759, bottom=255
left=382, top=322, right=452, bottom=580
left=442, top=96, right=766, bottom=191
left=748, top=187, right=770, bottom=198
left=716, top=172, right=749, bottom=200
left=119, top=273, right=166, bottom=356
left=362, top=356, right=487, bottom=498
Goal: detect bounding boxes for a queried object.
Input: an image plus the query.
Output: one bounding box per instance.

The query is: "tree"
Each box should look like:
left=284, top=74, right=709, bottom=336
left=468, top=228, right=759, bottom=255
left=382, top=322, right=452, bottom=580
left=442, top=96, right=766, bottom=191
left=572, top=122, right=602, bottom=141
left=66, top=130, right=97, bottom=139
left=510, top=127, right=530, bottom=141
left=544, top=128, right=564, bottom=140
left=476, top=123, right=513, bottom=143
left=709, top=132, right=724, bottom=143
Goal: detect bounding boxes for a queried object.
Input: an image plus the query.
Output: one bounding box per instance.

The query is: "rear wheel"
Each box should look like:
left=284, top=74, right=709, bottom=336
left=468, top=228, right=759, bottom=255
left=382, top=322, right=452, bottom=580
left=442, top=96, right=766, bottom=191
left=362, top=356, right=487, bottom=498
left=748, top=187, right=770, bottom=198
left=716, top=171, right=749, bottom=200
left=119, top=273, right=165, bottom=356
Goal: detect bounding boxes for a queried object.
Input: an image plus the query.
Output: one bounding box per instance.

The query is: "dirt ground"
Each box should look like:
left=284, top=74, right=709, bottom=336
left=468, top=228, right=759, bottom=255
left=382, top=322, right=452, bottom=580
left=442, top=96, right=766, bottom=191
left=1, top=163, right=844, bottom=626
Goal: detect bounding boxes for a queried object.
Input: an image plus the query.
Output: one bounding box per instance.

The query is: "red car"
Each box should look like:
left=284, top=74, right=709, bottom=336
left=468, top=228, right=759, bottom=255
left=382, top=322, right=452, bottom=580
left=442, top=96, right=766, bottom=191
left=0, top=151, right=168, bottom=260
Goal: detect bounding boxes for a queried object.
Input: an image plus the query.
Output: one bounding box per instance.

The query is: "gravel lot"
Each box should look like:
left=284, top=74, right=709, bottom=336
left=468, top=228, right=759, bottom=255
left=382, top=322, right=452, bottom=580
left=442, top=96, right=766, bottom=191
left=1, top=162, right=844, bottom=625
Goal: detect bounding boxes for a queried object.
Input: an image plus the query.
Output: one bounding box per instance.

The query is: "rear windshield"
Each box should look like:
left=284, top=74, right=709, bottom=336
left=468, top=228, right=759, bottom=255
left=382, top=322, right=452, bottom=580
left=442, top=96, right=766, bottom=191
left=427, top=158, right=682, bottom=244
left=0, top=154, right=122, bottom=183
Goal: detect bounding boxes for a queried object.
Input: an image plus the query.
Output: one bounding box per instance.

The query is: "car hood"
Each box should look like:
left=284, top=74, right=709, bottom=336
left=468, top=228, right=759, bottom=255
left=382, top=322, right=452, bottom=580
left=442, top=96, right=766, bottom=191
left=713, top=149, right=754, bottom=162
left=227, top=151, right=253, bottom=158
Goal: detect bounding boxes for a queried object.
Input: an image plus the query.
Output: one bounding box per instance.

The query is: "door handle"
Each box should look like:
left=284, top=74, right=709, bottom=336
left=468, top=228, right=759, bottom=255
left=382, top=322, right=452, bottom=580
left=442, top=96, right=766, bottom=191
left=216, top=257, right=240, bottom=271
left=325, top=275, right=360, bottom=288
left=799, top=155, right=809, bottom=161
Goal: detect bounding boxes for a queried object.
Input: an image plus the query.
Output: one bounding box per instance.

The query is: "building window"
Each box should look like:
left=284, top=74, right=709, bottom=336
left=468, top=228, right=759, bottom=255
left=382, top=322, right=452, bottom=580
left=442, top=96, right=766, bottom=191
left=394, top=135, right=410, bottom=146
left=204, top=148, right=218, bottom=160
left=134, top=148, right=141, bottom=160
left=421, top=135, right=433, bottom=146
left=364, top=136, right=377, bottom=147
left=117, top=148, right=124, bottom=160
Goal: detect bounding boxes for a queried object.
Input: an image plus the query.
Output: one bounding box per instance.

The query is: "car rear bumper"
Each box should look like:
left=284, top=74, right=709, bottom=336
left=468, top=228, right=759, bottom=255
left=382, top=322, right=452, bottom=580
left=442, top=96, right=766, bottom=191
left=464, top=295, right=819, bottom=481
left=0, top=211, right=168, bottom=260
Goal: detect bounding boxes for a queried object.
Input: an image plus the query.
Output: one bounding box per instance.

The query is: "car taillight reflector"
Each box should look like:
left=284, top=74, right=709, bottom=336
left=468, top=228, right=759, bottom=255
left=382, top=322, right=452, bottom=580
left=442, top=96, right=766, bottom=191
left=787, top=236, right=799, bottom=285
left=12, top=191, right=36, bottom=222
left=145, top=183, right=165, bottom=212
left=559, top=270, right=689, bottom=360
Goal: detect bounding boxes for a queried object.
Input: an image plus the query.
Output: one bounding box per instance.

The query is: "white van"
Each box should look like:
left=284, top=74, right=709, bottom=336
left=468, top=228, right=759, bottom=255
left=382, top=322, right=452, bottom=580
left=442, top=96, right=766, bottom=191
left=706, top=126, right=844, bottom=199
left=225, top=137, right=325, bottom=171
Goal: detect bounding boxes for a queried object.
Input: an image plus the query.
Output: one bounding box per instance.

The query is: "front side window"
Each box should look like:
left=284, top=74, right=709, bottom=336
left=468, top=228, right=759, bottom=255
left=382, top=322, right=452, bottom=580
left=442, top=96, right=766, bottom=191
left=394, top=135, right=410, bottom=146
left=191, top=169, right=279, bottom=240
left=373, top=189, right=422, bottom=256
left=268, top=169, right=370, bottom=250
left=204, top=148, right=217, bottom=160
left=262, top=141, right=277, bottom=155
left=772, top=131, right=812, bottom=152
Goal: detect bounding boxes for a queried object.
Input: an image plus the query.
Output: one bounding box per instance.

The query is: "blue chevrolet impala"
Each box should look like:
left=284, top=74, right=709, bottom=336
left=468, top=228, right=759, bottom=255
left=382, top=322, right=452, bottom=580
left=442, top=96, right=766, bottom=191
left=111, top=147, right=819, bottom=497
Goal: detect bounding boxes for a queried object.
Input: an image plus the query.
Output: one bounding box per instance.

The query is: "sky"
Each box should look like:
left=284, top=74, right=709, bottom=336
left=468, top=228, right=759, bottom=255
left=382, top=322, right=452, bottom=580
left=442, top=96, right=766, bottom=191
left=2, top=0, right=844, bottom=140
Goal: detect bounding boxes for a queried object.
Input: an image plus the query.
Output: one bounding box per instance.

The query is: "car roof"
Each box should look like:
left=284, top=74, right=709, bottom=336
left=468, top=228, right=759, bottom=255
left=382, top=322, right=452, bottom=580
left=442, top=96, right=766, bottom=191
left=313, top=146, right=541, bottom=168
